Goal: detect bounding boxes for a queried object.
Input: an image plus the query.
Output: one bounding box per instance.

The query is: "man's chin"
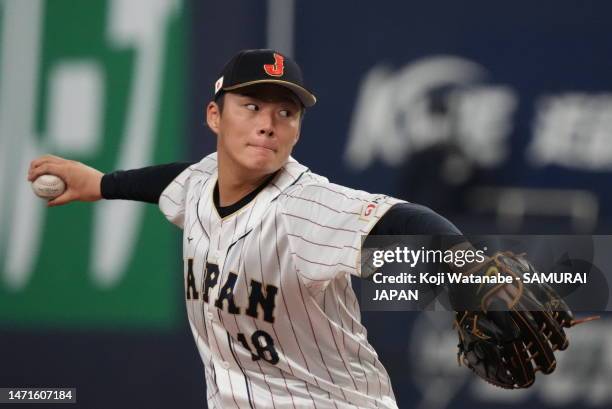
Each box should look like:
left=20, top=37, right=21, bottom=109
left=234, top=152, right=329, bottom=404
left=242, top=159, right=280, bottom=176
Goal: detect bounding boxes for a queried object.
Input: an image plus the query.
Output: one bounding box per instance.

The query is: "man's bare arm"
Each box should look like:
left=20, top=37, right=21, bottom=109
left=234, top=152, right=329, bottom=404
left=28, top=155, right=192, bottom=207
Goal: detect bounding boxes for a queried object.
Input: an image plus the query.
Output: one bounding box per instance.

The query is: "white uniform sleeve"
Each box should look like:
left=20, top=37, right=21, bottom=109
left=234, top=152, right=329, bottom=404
left=158, top=153, right=218, bottom=229
left=158, top=166, right=195, bottom=229
left=279, top=182, right=404, bottom=282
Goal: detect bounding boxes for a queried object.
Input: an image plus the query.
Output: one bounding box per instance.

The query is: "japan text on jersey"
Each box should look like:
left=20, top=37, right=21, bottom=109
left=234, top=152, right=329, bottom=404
left=159, top=153, right=403, bottom=409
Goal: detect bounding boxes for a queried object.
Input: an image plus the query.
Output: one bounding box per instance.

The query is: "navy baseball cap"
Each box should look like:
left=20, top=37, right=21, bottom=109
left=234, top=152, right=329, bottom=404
left=214, top=49, right=317, bottom=107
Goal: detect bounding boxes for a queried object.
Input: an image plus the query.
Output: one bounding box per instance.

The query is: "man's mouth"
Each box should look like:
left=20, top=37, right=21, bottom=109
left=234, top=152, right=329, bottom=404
left=248, top=143, right=277, bottom=152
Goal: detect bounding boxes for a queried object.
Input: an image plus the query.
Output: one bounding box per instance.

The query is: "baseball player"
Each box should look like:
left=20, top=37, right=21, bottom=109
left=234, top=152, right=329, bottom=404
left=27, top=49, right=583, bottom=407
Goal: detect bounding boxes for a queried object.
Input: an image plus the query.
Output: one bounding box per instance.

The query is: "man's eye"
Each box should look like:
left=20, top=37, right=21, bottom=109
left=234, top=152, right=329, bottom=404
left=246, top=104, right=258, bottom=111
left=279, top=110, right=291, bottom=117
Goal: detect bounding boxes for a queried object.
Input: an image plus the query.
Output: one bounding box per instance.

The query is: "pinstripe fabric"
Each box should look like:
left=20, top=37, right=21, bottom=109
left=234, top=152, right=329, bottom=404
left=159, top=152, right=402, bottom=409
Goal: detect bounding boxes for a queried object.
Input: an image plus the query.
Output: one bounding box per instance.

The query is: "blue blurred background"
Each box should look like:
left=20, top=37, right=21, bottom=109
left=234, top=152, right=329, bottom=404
left=1, top=0, right=611, bottom=408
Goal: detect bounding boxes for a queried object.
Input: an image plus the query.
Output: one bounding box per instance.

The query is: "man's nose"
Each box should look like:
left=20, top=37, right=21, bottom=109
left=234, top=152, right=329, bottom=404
left=257, top=111, right=275, bottom=137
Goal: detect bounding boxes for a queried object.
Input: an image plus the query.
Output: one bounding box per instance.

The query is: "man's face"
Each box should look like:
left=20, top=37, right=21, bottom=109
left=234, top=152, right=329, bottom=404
left=207, top=84, right=302, bottom=178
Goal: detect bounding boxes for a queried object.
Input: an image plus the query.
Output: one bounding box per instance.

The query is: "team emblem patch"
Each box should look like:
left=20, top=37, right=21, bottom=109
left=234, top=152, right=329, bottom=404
left=263, top=53, right=285, bottom=77
left=360, top=202, right=378, bottom=221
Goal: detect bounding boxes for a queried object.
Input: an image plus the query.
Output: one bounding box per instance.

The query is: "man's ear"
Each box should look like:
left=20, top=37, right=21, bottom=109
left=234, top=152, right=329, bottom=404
left=206, top=101, right=221, bottom=135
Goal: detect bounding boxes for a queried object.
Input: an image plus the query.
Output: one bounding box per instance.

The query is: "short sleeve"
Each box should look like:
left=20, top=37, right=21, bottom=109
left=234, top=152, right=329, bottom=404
left=158, top=166, right=195, bottom=229
left=279, top=182, right=404, bottom=282
left=158, top=153, right=218, bottom=229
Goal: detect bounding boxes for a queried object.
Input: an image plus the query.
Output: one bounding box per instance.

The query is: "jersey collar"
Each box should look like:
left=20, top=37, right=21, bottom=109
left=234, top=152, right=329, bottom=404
left=194, top=152, right=310, bottom=242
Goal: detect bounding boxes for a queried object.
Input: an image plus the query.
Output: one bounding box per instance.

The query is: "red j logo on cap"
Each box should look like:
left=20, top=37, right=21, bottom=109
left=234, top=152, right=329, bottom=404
left=263, top=53, right=285, bottom=77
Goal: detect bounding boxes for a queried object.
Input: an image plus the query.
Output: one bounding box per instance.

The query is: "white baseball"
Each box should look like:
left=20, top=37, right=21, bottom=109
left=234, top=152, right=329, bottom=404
left=31, top=174, right=66, bottom=199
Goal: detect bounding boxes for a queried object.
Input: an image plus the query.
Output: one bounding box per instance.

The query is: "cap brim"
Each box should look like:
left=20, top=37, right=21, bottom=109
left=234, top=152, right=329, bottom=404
left=223, top=79, right=317, bottom=108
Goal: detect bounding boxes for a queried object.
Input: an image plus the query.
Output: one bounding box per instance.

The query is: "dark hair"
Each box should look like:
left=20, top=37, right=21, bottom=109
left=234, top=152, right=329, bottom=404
left=214, top=92, right=226, bottom=113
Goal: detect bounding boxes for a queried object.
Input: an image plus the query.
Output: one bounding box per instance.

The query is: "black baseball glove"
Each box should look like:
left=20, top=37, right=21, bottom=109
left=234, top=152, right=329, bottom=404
left=451, top=252, right=598, bottom=389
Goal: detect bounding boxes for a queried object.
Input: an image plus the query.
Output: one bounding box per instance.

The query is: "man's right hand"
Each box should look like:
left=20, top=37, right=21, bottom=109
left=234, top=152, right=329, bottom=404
left=27, top=155, right=104, bottom=207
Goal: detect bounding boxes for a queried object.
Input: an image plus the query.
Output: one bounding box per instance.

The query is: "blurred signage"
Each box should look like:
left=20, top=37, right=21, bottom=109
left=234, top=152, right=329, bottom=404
left=0, top=0, right=185, bottom=328
left=346, top=56, right=612, bottom=173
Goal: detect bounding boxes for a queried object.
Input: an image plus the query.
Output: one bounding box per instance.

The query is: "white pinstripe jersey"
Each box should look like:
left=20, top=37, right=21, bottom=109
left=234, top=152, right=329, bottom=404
left=159, top=152, right=403, bottom=409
